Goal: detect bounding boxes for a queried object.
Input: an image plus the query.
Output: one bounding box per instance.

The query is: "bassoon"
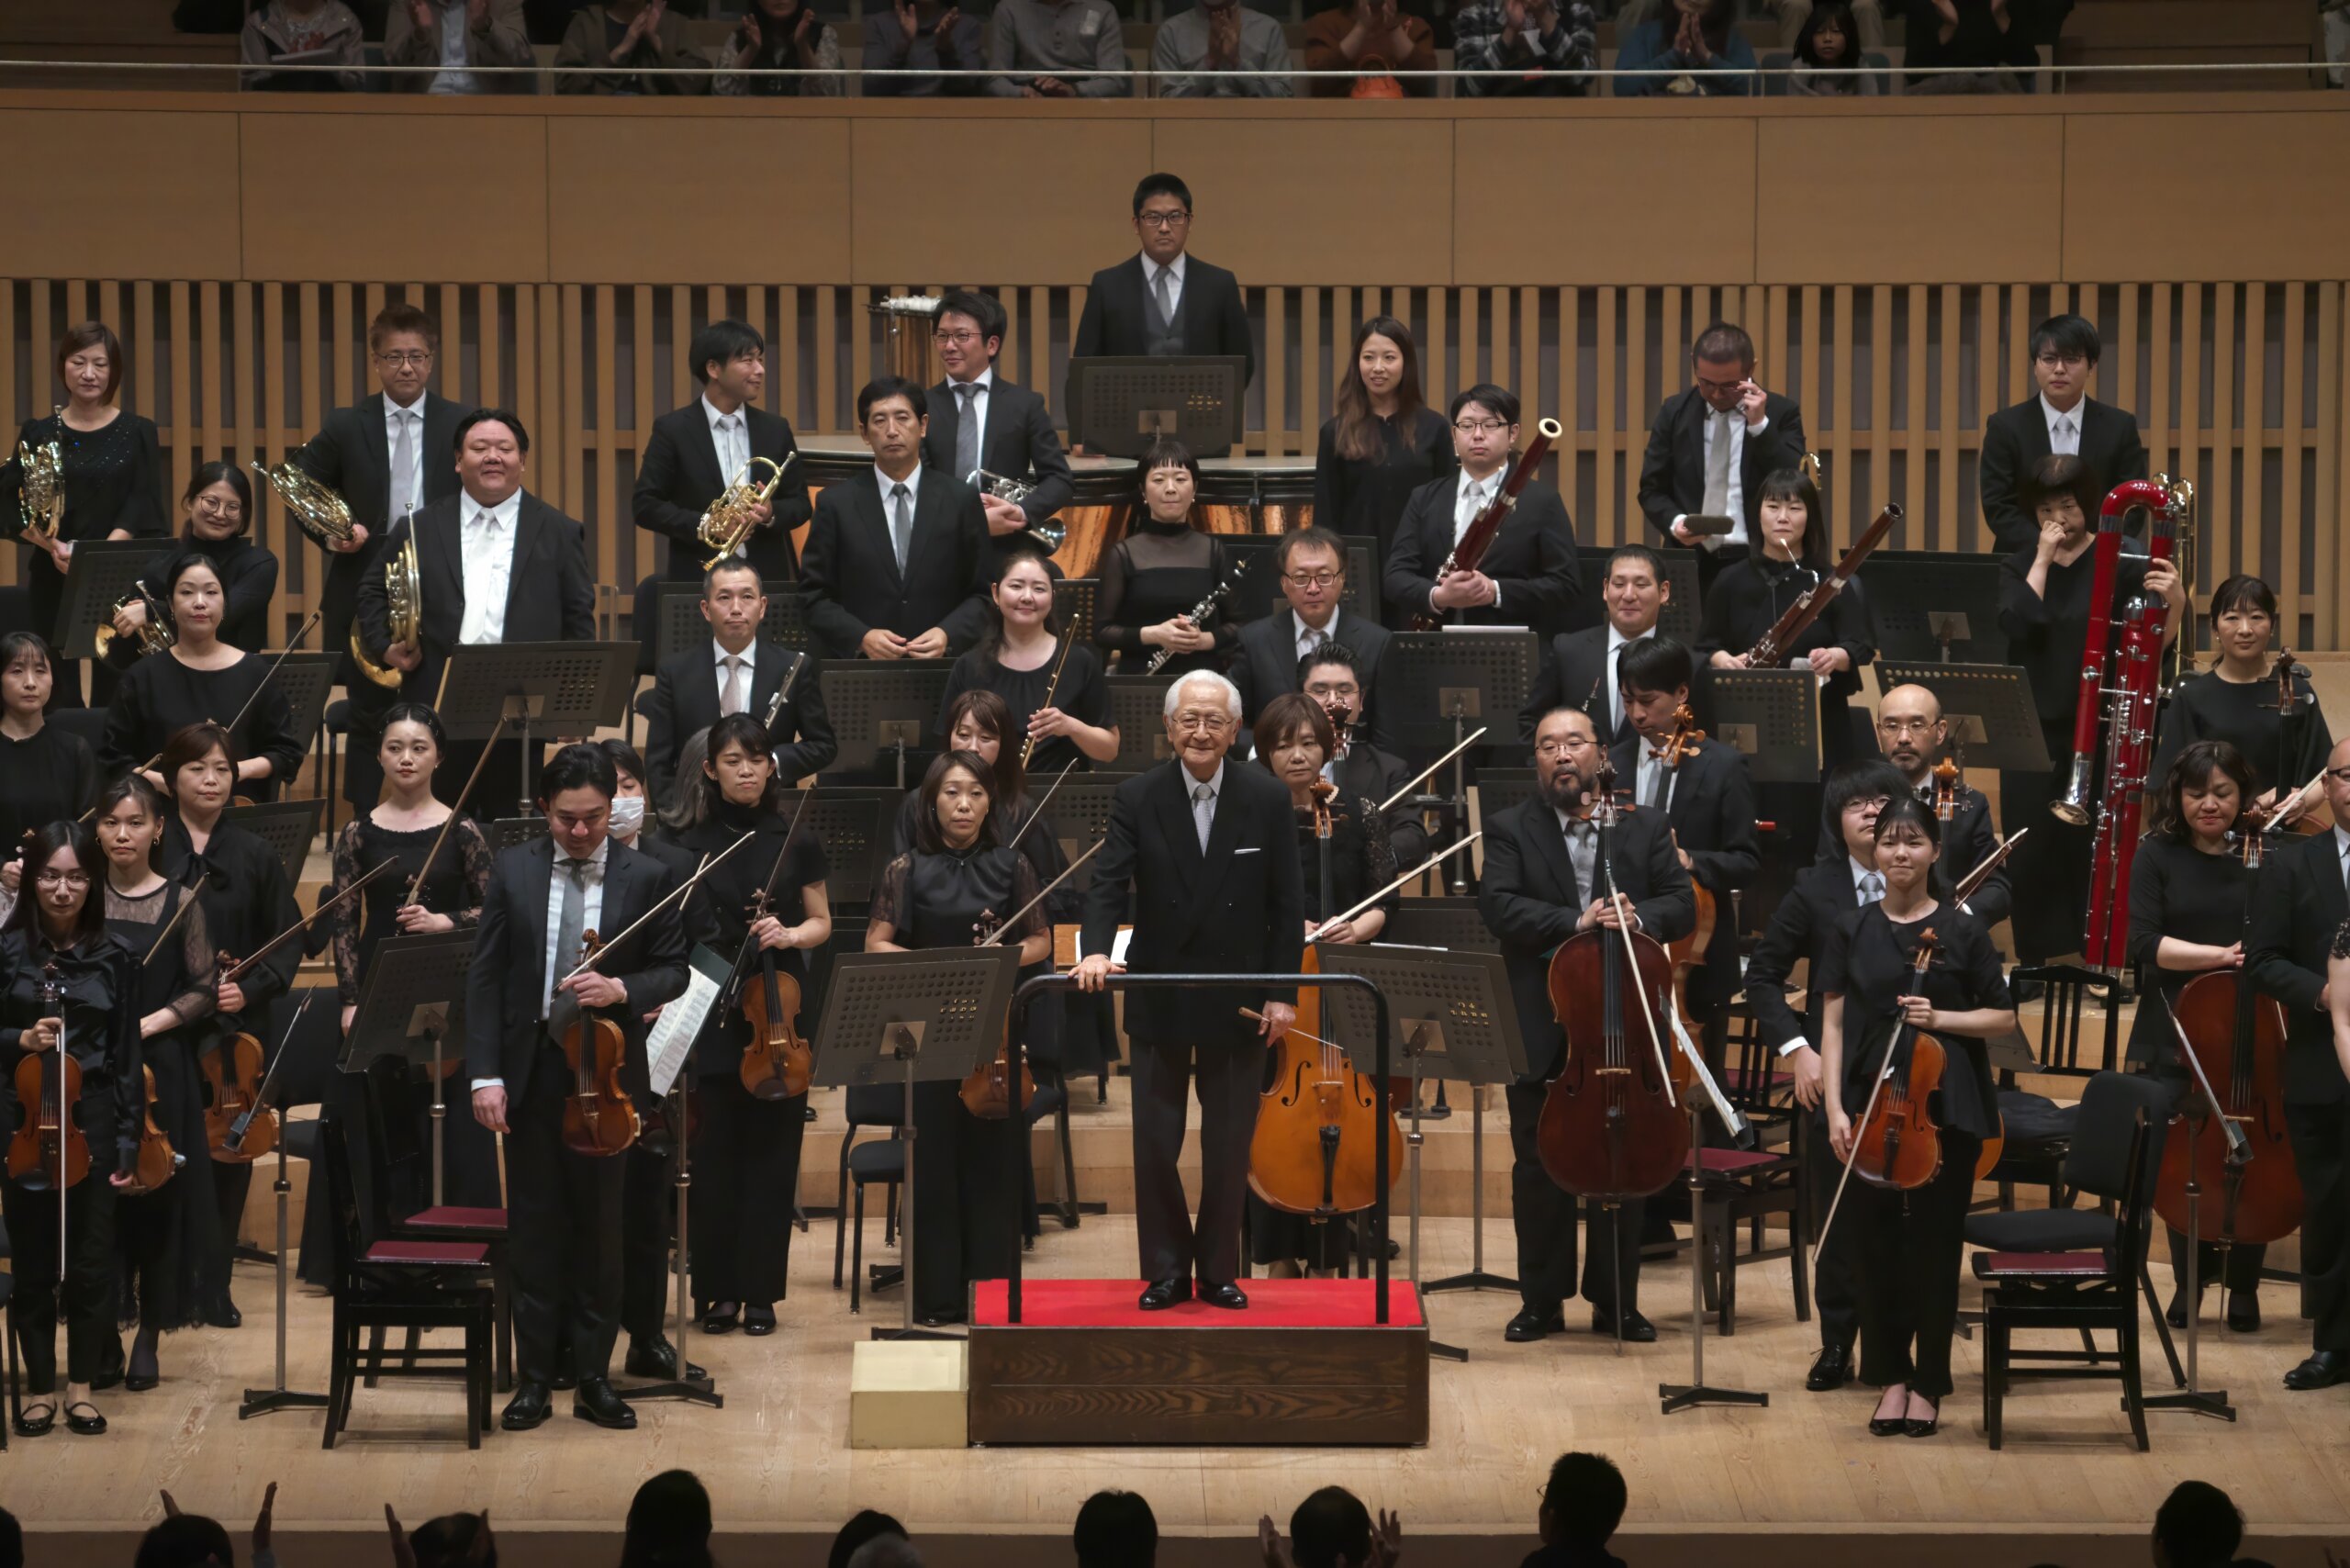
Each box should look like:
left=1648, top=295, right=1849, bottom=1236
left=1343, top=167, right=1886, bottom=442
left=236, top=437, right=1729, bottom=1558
left=1409, top=419, right=1562, bottom=632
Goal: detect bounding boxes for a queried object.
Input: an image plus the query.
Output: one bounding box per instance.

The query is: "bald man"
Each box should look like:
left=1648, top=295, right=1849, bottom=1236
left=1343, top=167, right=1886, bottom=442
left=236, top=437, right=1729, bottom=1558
left=1831, top=683, right=2012, bottom=932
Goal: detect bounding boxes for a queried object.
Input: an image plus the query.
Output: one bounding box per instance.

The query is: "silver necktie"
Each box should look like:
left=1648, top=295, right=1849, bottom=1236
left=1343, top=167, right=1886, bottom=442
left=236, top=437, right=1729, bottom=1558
left=1192, top=780, right=1214, bottom=852
left=956, top=383, right=981, bottom=482
left=890, top=483, right=912, bottom=568
left=721, top=654, right=746, bottom=716
left=1701, top=409, right=1734, bottom=518
left=389, top=409, right=417, bottom=521
left=1154, top=263, right=1176, bottom=324
left=548, top=857, right=589, bottom=1025
left=1861, top=871, right=1886, bottom=904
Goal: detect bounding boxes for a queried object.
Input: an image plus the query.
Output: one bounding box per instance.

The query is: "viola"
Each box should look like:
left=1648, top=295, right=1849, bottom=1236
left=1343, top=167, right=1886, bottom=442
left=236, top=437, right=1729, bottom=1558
left=2157, top=964, right=2303, bottom=1248
left=6, top=964, right=89, bottom=1193
left=558, top=929, right=641, bottom=1157
left=1847, top=929, right=1948, bottom=1192
left=1930, top=756, right=1962, bottom=823
left=200, top=991, right=276, bottom=1164
left=125, top=1064, right=183, bottom=1194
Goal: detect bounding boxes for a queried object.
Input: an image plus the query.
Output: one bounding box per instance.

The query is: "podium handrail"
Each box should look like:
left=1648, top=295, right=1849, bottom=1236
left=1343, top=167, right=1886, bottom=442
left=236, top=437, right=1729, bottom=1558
left=1002, top=970, right=1393, bottom=1328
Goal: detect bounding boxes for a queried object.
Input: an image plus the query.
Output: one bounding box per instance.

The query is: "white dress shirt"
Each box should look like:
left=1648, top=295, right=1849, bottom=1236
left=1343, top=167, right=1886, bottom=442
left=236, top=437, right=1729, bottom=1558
left=1701, top=409, right=1762, bottom=549
left=2042, top=393, right=2085, bottom=457
left=385, top=393, right=428, bottom=521
left=457, top=487, right=522, bottom=646
left=1144, top=253, right=1188, bottom=319
left=946, top=366, right=994, bottom=476
left=541, top=837, right=610, bottom=1019
left=429, top=0, right=479, bottom=94
left=712, top=637, right=758, bottom=714
left=2335, top=824, right=2350, bottom=896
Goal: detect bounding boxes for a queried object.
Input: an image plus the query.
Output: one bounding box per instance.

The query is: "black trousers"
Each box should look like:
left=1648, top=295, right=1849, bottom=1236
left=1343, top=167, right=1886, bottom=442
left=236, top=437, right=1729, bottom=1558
left=619, top=1137, right=672, bottom=1343
left=1854, top=1128, right=1980, bottom=1402
left=909, top=1079, right=1021, bottom=1321
left=1805, top=1103, right=1862, bottom=1351
left=509, top=1042, right=627, bottom=1385
left=211, top=1159, right=253, bottom=1305
left=1505, top=1081, right=1643, bottom=1316
left=690, top=1074, right=809, bottom=1307
left=3, top=1173, right=118, bottom=1393
left=2285, top=1096, right=2350, bottom=1354
left=1130, top=1034, right=1259, bottom=1287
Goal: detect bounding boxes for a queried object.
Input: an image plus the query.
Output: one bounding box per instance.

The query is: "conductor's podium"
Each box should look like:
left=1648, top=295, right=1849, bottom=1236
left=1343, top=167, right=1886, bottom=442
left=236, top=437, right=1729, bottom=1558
left=965, top=1278, right=1429, bottom=1446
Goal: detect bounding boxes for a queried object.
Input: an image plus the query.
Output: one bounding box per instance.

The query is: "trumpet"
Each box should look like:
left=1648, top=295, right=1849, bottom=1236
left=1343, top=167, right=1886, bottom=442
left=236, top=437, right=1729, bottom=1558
left=94, top=582, right=175, bottom=663
left=970, top=468, right=1065, bottom=553
left=352, top=532, right=422, bottom=691
left=14, top=409, right=64, bottom=543
left=251, top=458, right=359, bottom=550
left=699, top=454, right=792, bottom=570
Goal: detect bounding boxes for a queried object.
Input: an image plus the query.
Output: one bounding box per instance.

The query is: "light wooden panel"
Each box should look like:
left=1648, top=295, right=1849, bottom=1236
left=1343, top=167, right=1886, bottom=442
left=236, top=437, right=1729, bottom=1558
left=0, top=109, right=241, bottom=279
left=1155, top=118, right=1455, bottom=286
left=849, top=118, right=1151, bottom=286
left=2063, top=111, right=2350, bottom=281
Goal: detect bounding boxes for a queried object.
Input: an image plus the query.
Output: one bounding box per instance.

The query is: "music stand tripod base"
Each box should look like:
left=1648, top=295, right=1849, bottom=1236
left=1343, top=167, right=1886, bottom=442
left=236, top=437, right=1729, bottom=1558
left=620, top=1085, right=723, bottom=1409
left=1660, top=1098, right=1767, bottom=1415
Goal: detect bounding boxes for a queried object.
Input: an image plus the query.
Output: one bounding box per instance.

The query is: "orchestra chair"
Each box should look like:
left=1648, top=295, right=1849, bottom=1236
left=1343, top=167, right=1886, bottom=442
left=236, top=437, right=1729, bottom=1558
left=1680, top=1005, right=1809, bottom=1335
left=319, top=1117, right=495, bottom=1450
left=1988, top=963, right=2123, bottom=1211
left=833, top=1081, right=904, bottom=1314
left=1971, top=1096, right=2160, bottom=1452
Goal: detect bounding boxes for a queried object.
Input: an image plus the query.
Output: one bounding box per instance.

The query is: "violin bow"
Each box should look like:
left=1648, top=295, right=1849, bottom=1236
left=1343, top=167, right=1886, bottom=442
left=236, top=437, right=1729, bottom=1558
left=719, top=787, right=816, bottom=1009
left=1377, top=728, right=1490, bottom=814
left=1813, top=937, right=1938, bottom=1257
left=555, top=827, right=761, bottom=987
left=114, top=609, right=329, bottom=791
left=138, top=871, right=210, bottom=968
left=1953, top=827, right=2028, bottom=906
left=1306, top=833, right=1481, bottom=944
left=982, top=840, right=1103, bottom=947
left=224, top=990, right=316, bottom=1156
left=400, top=714, right=513, bottom=908
left=219, top=859, right=399, bottom=986
left=1006, top=761, right=1078, bottom=853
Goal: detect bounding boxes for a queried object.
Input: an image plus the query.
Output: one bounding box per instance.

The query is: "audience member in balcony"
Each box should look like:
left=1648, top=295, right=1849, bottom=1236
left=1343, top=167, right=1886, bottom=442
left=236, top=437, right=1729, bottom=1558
left=717, top=0, right=845, bottom=94
left=554, top=0, right=714, bottom=93
left=1898, top=0, right=2037, bottom=92
left=985, top=0, right=1133, bottom=97
left=1153, top=0, right=1295, bottom=95
left=863, top=0, right=988, bottom=95
left=1614, top=0, right=1757, bottom=95
left=1623, top=0, right=1882, bottom=50
left=384, top=0, right=536, bottom=93
left=1301, top=0, right=1438, bottom=96
left=1452, top=0, right=1597, bottom=95
left=239, top=0, right=367, bottom=91
left=1786, top=0, right=1877, bottom=93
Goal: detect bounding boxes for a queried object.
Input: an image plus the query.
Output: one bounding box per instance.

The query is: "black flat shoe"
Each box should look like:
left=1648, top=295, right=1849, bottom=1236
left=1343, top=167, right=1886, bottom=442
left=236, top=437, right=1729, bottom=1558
left=1197, top=1281, right=1248, bottom=1311
left=2284, top=1350, right=2349, bottom=1391
left=572, top=1377, right=637, bottom=1430
left=500, top=1382, right=553, bottom=1430
left=622, top=1338, right=703, bottom=1382
left=700, top=1302, right=741, bottom=1335
left=743, top=1304, right=778, bottom=1337
left=1505, top=1306, right=1565, bottom=1343
left=12, top=1402, right=54, bottom=1438
left=1591, top=1307, right=1657, bottom=1343
left=2165, top=1286, right=2203, bottom=1330
left=2226, top=1292, right=2261, bottom=1334
left=1806, top=1344, right=1852, bottom=1393
left=1867, top=1416, right=1907, bottom=1438
left=65, top=1402, right=107, bottom=1436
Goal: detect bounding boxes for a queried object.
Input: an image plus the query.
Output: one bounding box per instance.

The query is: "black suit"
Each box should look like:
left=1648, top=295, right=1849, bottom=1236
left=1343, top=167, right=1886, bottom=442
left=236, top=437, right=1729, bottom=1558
left=641, top=638, right=836, bottom=810
left=1478, top=794, right=1694, bottom=1316
left=631, top=399, right=811, bottom=583
left=1230, top=608, right=1395, bottom=753
left=1608, top=733, right=1758, bottom=1013
left=464, top=838, right=689, bottom=1386
left=922, top=374, right=1074, bottom=578
left=1978, top=396, right=2148, bottom=554
left=798, top=470, right=990, bottom=660
left=2245, top=831, right=2350, bottom=1356
left=1635, top=386, right=1807, bottom=597
left=1334, top=742, right=1427, bottom=873
left=1069, top=254, right=1255, bottom=397
left=1518, top=626, right=1641, bottom=748
left=290, top=391, right=474, bottom=656
left=1080, top=757, right=1304, bottom=1285
left=1382, top=467, right=1583, bottom=645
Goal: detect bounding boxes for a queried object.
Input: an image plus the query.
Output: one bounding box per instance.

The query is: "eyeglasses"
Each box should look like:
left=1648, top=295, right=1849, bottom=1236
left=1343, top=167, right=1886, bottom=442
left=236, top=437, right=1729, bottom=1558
left=34, top=871, right=91, bottom=888
left=1282, top=570, right=1341, bottom=588
left=2035, top=352, right=2088, bottom=369
left=1137, top=211, right=1192, bottom=230
left=375, top=351, right=433, bottom=368
left=1173, top=713, right=1234, bottom=734
left=934, top=330, right=984, bottom=346
left=1877, top=717, right=1939, bottom=735
left=1453, top=419, right=1510, bottom=436
left=2327, top=767, right=2350, bottom=784
left=1533, top=738, right=1596, bottom=758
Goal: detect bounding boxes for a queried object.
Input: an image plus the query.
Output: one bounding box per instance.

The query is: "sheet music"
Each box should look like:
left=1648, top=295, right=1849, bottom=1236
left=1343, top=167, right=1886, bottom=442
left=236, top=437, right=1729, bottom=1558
left=647, top=944, right=733, bottom=1097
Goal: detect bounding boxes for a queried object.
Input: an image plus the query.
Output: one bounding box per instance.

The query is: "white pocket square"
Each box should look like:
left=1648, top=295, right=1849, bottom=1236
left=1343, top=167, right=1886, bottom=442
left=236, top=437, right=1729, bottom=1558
left=1234, top=846, right=1261, bottom=856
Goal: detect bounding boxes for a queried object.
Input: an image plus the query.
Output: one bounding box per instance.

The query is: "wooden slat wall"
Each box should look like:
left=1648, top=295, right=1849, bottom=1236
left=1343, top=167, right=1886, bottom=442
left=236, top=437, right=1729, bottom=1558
left=8, top=277, right=2346, bottom=651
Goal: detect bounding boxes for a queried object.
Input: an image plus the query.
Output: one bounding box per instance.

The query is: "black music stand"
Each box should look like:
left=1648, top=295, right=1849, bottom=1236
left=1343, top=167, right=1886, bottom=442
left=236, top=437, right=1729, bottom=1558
left=341, top=930, right=474, bottom=1209
left=1873, top=662, right=2051, bottom=773
left=222, top=799, right=324, bottom=887
left=49, top=539, right=155, bottom=656
left=811, top=946, right=1023, bottom=1340
left=1067, top=356, right=1248, bottom=459
left=1037, top=774, right=1136, bottom=902
left=487, top=816, right=551, bottom=854
left=797, top=788, right=904, bottom=910
left=1379, top=898, right=1494, bottom=1121
left=1569, top=546, right=1703, bottom=645
left=1865, top=553, right=2009, bottom=665
left=1105, top=676, right=1178, bottom=771
left=265, top=651, right=338, bottom=755
left=819, top=659, right=953, bottom=789
left=1053, top=578, right=1100, bottom=647
left=434, top=641, right=638, bottom=817
left=653, top=579, right=806, bottom=666
left=1385, top=629, right=1539, bottom=892
left=239, top=994, right=330, bottom=1422
left=1705, top=668, right=1823, bottom=785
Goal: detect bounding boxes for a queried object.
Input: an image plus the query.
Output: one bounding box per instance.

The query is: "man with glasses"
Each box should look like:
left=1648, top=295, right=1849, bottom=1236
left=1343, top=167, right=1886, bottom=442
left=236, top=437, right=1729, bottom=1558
left=1069, top=173, right=1255, bottom=419
left=641, top=559, right=835, bottom=812
left=1479, top=703, right=1695, bottom=1344
left=1979, top=313, right=2147, bottom=554
left=1383, top=383, right=1582, bottom=642
left=1636, top=320, right=1807, bottom=601
left=1300, top=644, right=1427, bottom=871
left=1233, top=525, right=1390, bottom=739
left=1829, top=682, right=2011, bottom=929
left=1076, top=670, right=1302, bottom=1313
left=921, top=288, right=1073, bottom=579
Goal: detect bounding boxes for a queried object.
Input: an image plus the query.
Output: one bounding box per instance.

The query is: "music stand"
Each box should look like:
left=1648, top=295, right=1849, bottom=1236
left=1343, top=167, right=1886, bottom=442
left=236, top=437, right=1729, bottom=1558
left=1105, top=676, right=1178, bottom=771
left=222, top=799, right=324, bottom=887
left=653, top=579, right=806, bottom=666
left=1570, top=546, right=1703, bottom=646
left=1864, top=553, right=2009, bottom=665
left=811, top=946, right=1023, bottom=1339
left=1873, top=662, right=2051, bottom=773
left=1053, top=578, right=1100, bottom=647
left=341, top=930, right=474, bottom=1208
left=487, top=816, right=551, bottom=854
left=433, top=641, right=638, bottom=816
left=267, top=652, right=338, bottom=755
left=1704, top=668, right=1822, bottom=785
left=1320, top=943, right=1527, bottom=1363
left=1067, top=356, right=1248, bottom=459
left=49, top=539, right=156, bottom=655
left=1038, top=774, right=1136, bottom=902
left=819, top=659, right=953, bottom=789
left=797, top=788, right=904, bottom=910
left=1384, top=629, right=1540, bottom=892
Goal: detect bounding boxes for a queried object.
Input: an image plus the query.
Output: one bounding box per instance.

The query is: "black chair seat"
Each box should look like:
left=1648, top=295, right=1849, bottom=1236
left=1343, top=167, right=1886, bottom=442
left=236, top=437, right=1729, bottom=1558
left=1964, top=1207, right=2111, bottom=1254
left=1998, top=1089, right=2077, bottom=1145
left=848, top=1138, right=906, bottom=1183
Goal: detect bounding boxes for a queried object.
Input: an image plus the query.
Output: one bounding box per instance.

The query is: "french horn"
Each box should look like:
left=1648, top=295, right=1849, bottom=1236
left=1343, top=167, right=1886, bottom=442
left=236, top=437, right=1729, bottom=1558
left=352, top=533, right=421, bottom=691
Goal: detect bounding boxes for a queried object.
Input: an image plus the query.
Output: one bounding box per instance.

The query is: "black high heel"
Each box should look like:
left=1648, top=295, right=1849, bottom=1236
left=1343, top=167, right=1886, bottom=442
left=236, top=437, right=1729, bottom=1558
left=1903, top=1397, right=1940, bottom=1439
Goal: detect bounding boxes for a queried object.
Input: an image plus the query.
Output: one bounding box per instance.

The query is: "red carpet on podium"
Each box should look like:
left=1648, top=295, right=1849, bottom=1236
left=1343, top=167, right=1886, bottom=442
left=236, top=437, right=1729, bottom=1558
left=970, top=1278, right=1426, bottom=1329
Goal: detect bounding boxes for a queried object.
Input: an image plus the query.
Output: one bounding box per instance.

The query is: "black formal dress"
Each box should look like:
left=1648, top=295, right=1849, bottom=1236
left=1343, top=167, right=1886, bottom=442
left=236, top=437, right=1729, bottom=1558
left=1996, top=539, right=2154, bottom=962
left=133, top=534, right=280, bottom=656
left=1477, top=794, right=1695, bottom=1319
left=1094, top=521, right=1238, bottom=678
left=0, top=723, right=99, bottom=857
left=870, top=844, right=1042, bottom=1321
left=1382, top=466, right=1583, bottom=644
left=0, top=929, right=140, bottom=1394
left=2150, top=666, right=2333, bottom=805
left=1978, top=396, right=2146, bottom=554
left=1821, top=902, right=2008, bottom=1402
left=1635, top=386, right=1808, bottom=599
left=1311, top=409, right=1454, bottom=618
left=936, top=640, right=1110, bottom=778
left=642, top=638, right=836, bottom=810
left=100, top=650, right=306, bottom=803
left=1069, top=254, right=1256, bottom=394
left=1230, top=608, right=1395, bottom=753
left=2, top=409, right=168, bottom=704
left=631, top=399, right=811, bottom=585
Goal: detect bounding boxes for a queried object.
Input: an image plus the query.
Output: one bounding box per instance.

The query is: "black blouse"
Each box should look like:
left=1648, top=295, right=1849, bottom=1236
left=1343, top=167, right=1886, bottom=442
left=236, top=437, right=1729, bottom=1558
left=1, top=409, right=166, bottom=544
left=2149, top=667, right=2333, bottom=803
left=101, top=650, right=306, bottom=801
left=0, top=928, right=142, bottom=1176
left=679, top=806, right=831, bottom=1068
left=2122, top=833, right=2252, bottom=1068
left=1695, top=554, right=1875, bottom=766
left=0, top=724, right=99, bottom=858
left=162, top=814, right=301, bottom=1043
left=140, top=534, right=281, bottom=655
left=1312, top=408, right=1456, bottom=575
left=1997, top=540, right=2154, bottom=747
left=326, top=813, right=494, bottom=1005
left=871, top=844, right=1045, bottom=954
left=937, top=639, right=1111, bottom=778
left=1818, top=902, right=2009, bottom=1141
left=1094, top=521, right=1238, bottom=677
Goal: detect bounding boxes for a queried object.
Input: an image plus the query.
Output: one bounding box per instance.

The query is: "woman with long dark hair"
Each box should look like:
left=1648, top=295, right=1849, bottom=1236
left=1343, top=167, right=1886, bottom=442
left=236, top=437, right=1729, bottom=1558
left=110, top=462, right=278, bottom=657
left=1312, top=316, right=1453, bottom=610
left=0, top=633, right=99, bottom=909
left=938, top=539, right=1119, bottom=775
left=1094, top=440, right=1237, bottom=678
left=2150, top=575, right=2333, bottom=808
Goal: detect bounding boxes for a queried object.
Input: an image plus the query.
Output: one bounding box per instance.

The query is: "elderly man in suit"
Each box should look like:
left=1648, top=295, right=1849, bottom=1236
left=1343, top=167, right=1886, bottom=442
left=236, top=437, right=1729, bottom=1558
left=1978, top=313, right=2148, bottom=555
left=1636, top=321, right=1808, bottom=600
left=1069, top=173, right=1255, bottom=418
left=1074, top=669, right=1304, bottom=1312
left=1518, top=542, right=1673, bottom=749
left=923, top=287, right=1074, bottom=580
left=641, top=559, right=835, bottom=812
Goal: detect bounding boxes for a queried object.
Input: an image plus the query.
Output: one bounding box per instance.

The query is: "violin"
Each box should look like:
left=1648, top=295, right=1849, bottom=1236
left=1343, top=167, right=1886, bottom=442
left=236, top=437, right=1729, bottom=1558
left=124, top=1064, right=183, bottom=1195
left=961, top=901, right=1040, bottom=1120
left=199, top=977, right=276, bottom=1164
left=1846, top=929, right=1948, bottom=1191
left=738, top=889, right=812, bottom=1102
left=7, top=964, right=89, bottom=1193
left=1537, top=759, right=1690, bottom=1203
left=2157, top=952, right=2303, bottom=1249
left=558, top=930, right=641, bottom=1157
left=1248, top=781, right=1401, bottom=1219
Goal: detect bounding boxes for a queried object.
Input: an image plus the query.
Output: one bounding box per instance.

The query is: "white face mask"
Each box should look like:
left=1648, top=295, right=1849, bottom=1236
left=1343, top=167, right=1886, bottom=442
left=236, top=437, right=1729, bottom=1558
left=608, top=795, right=647, bottom=837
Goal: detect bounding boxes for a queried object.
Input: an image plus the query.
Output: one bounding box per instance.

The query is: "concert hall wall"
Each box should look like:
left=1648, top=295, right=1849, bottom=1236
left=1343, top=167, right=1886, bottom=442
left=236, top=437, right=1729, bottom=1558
left=4, top=90, right=2346, bottom=648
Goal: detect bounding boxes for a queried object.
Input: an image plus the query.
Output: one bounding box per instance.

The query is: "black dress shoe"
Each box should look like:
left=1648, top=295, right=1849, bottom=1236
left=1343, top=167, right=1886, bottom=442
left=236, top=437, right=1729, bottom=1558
left=12, top=1402, right=54, bottom=1439
left=2226, top=1292, right=2261, bottom=1333
left=2165, top=1286, right=2201, bottom=1330
left=700, top=1301, right=741, bottom=1335
left=623, top=1338, right=704, bottom=1382
left=1591, top=1307, right=1658, bottom=1343
left=1137, top=1277, right=1192, bottom=1311
left=500, top=1382, right=554, bottom=1430
left=1806, top=1344, right=1852, bottom=1393
left=916, top=1309, right=968, bottom=1327
left=1505, top=1306, right=1566, bottom=1343
left=1867, top=1415, right=1908, bottom=1438
left=573, top=1377, right=637, bottom=1429
left=744, top=1304, right=778, bottom=1337
left=2283, top=1350, right=2349, bottom=1391
left=64, top=1401, right=106, bottom=1436
left=125, top=1330, right=161, bottom=1393
left=1197, top=1281, right=1248, bottom=1310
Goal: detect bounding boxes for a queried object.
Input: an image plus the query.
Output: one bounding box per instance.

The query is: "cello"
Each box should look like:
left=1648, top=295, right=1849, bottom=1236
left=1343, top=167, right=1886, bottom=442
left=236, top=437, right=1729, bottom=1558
left=2157, top=949, right=2302, bottom=1250
left=736, top=790, right=816, bottom=1103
